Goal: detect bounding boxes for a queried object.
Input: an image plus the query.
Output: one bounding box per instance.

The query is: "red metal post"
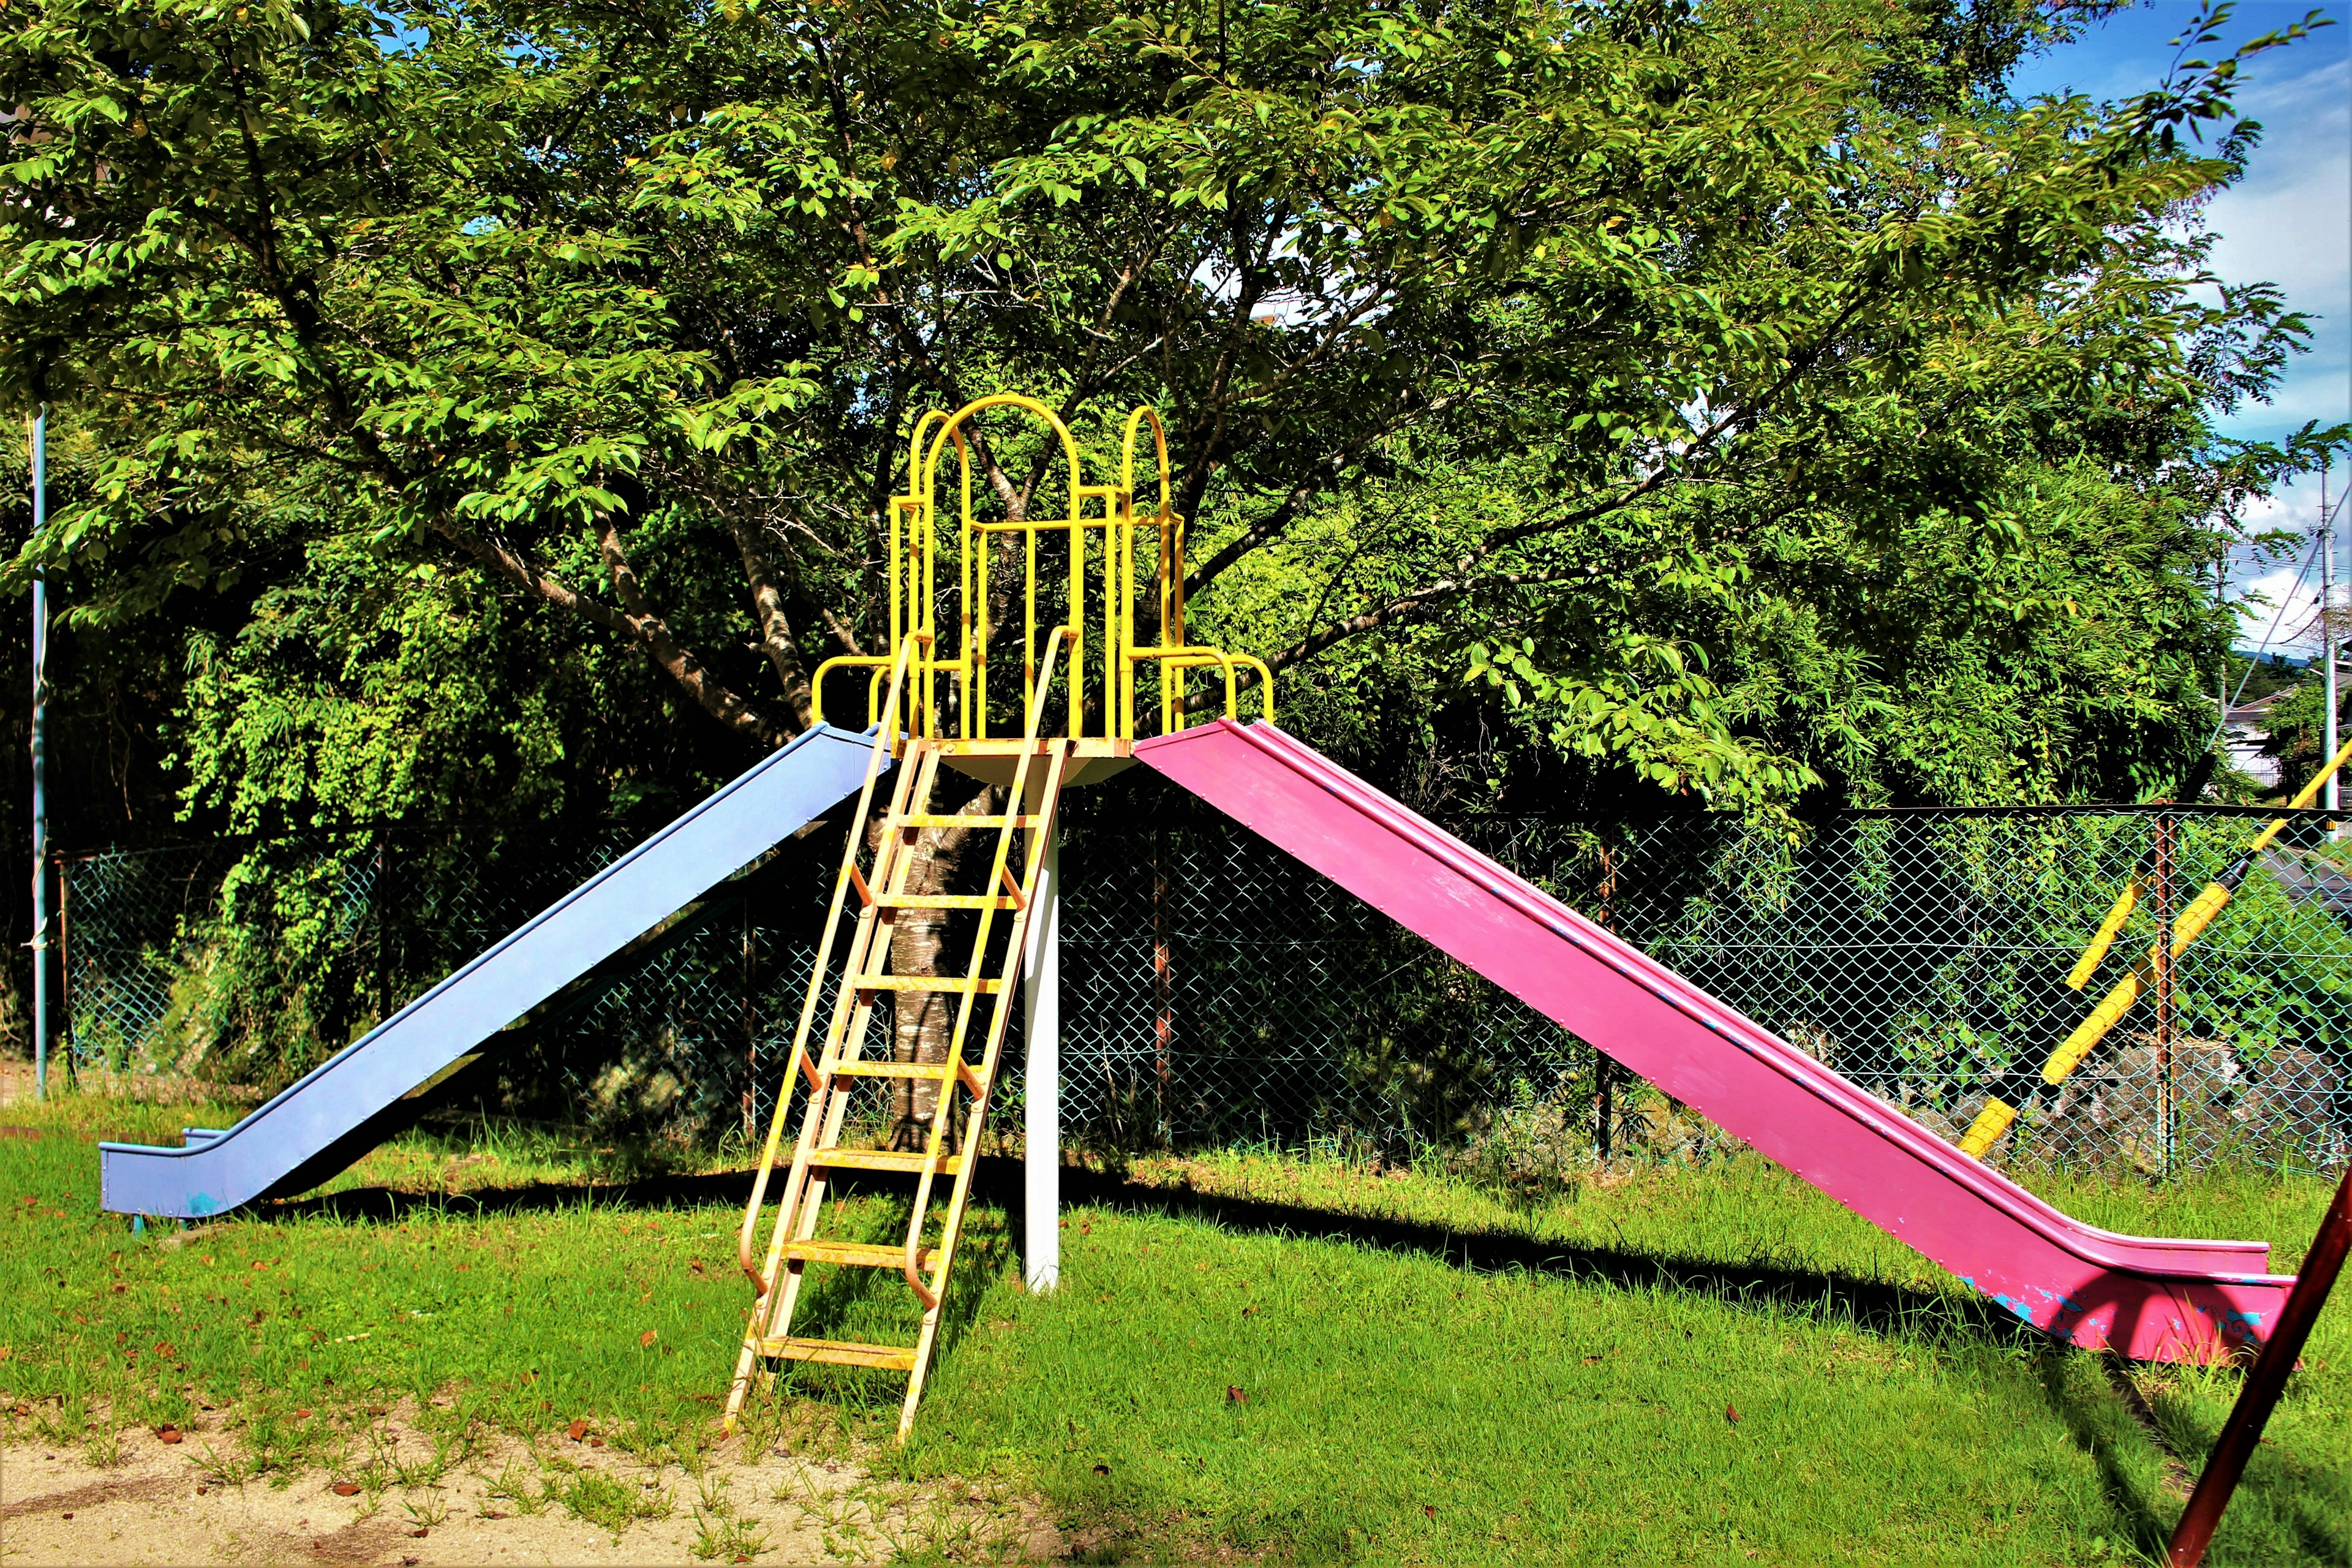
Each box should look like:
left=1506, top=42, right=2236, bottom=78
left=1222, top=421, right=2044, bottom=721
left=2166, top=1158, right=2352, bottom=1566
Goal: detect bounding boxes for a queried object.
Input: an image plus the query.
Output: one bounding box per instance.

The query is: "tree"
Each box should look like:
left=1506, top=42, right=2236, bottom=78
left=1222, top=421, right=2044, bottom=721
left=3, top=0, right=2340, bottom=1075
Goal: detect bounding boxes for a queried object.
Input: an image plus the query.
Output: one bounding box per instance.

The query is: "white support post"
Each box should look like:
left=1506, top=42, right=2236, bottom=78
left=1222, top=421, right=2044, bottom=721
left=1020, top=793, right=1060, bottom=1293
left=2325, top=457, right=2339, bottom=821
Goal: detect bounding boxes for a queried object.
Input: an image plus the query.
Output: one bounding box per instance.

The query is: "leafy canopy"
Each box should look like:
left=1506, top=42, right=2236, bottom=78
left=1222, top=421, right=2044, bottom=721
left=2, top=0, right=2340, bottom=823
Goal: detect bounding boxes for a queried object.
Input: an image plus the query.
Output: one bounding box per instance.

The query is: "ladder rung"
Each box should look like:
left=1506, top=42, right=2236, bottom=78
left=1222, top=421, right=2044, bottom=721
left=829, top=1059, right=962, bottom=1080
left=757, top=1335, right=918, bottom=1371
left=809, top=1148, right=967, bottom=1175
left=897, top=813, right=1041, bottom=829
left=849, top=973, right=1007, bottom=994
left=877, top=893, right=1022, bottom=910
left=785, top=1238, right=937, bottom=1270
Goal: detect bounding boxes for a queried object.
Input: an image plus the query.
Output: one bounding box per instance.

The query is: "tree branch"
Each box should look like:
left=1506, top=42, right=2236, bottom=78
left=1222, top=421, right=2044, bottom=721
left=730, top=519, right=816, bottom=732
left=591, top=499, right=782, bottom=743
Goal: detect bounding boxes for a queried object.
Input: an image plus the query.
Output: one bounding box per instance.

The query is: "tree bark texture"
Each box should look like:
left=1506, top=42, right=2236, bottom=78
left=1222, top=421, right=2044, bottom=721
left=884, top=774, right=1007, bottom=1147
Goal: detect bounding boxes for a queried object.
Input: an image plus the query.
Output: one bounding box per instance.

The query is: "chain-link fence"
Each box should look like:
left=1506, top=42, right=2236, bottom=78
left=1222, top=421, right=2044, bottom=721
left=48, top=788, right=2352, bottom=1177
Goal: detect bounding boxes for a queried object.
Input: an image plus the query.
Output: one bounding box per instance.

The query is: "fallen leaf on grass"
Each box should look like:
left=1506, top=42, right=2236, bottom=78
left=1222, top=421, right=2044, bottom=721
left=1423, top=1505, right=1437, bottom=1519
left=1725, top=1404, right=1740, bottom=1424
left=567, top=1418, right=590, bottom=1441
left=158, top=1427, right=183, bottom=1444
left=639, top=1329, right=658, bottom=1347
left=331, top=1484, right=361, bottom=1498
left=1225, top=1385, right=1246, bottom=1405
left=294, top=1408, right=312, bottom=1419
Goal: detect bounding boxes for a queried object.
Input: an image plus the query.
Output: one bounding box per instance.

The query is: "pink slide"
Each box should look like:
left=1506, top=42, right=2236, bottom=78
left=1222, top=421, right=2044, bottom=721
left=1135, top=720, right=2294, bottom=1360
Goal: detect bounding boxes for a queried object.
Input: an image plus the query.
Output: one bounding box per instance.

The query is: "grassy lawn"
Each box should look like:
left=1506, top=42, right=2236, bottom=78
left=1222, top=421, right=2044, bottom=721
left=3, top=1090, right=2348, bottom=1565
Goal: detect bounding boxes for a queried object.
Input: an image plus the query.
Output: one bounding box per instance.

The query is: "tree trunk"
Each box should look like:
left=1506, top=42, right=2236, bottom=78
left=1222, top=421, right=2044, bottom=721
left=886, top=777, right=1005, bottom=1147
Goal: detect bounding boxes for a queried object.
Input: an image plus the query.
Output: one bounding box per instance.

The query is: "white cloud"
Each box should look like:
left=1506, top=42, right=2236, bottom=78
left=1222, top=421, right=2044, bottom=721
left=2234, top=560, right=2322, bottom=647
left=2204, top=27, right=2352, bottom=442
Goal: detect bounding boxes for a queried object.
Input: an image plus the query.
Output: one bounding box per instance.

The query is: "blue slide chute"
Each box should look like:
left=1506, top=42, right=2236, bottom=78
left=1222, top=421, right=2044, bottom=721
left=100, top=723, right=884, bottom=1219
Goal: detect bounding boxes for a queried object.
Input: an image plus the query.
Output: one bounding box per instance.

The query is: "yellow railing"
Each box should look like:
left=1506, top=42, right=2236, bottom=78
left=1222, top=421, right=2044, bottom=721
left=811, top=396, right=1272, bottom=744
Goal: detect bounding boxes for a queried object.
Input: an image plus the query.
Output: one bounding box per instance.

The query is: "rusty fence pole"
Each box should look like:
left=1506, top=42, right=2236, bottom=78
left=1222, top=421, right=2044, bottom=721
left=2166, top=1158, right=2352, bottom=1567
left=2154, top=813, right=2177, bottom=1175
left=742, top=895, right=758, bottom=1145
left=1594, top=845, right=1618, bottom=1159
left=55, top=853, right=72, bottom=1083
left=1153, top=825, right=1172, bottom=1136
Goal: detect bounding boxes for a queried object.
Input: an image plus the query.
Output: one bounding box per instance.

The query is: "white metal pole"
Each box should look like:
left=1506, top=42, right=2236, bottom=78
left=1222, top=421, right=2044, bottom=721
left=2326, top=457, right=2340, bottom=820
left=1020, top=790, right=1060, bottom=1293
left=28, top=409, right=47, bottom=1102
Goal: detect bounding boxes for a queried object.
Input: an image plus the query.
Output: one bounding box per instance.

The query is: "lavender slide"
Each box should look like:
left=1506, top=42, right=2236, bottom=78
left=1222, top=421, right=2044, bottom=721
left=100, top=723, right=884, bottom=1219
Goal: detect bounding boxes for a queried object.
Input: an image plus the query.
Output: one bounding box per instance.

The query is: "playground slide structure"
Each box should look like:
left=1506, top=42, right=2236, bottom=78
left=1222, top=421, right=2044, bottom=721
left=1136, top=719, right=2297, bottom=1361
left=98, top=723, right=886, bottom=1220
left=724, top=394, right=2304, bottom=1445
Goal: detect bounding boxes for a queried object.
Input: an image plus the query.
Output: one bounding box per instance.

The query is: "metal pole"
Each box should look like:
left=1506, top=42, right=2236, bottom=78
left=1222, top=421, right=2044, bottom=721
left=2153, top=815, right=2176, bottom=1175
left=28, top=409, right=48, bottom=1102
left=2165, top=1157, right=2352, bottom=1566
left=1020, top=782, right=1060, bottom=1293
left=2324, top=456, right=2339, bottom=820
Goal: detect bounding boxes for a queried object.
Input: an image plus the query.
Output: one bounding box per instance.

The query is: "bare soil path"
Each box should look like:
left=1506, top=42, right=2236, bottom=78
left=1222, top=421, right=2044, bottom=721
left=2, top=1409, right=1055, bottom=1565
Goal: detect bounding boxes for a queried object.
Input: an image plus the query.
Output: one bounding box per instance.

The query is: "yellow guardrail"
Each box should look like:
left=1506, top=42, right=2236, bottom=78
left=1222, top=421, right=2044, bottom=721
left=1958, top=737, right=2352, bottom=1159
left=811, top=396, right=1270, bottom=744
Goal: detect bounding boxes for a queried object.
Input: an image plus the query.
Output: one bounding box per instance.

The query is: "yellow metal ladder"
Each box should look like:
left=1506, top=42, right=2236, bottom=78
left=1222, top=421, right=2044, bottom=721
left=726, top=638, right=1071, bottom=1442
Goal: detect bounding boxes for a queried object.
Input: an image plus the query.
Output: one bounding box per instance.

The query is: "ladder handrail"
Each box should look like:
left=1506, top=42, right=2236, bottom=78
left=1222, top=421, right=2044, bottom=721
left=725, top=620, right=1085, bottom=1444
left=736, top=633, right=924, bottom=1292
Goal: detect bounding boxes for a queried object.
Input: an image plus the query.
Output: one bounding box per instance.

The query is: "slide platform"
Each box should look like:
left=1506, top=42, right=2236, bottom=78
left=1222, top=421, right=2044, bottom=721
left=1137, top=720, right=2293, bottom=1360
left=100, top=723, right=886, bottom=1219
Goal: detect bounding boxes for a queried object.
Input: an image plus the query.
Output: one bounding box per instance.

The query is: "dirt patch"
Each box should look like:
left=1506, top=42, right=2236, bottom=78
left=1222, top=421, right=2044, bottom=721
left=0, top=1060, right=265, bottom=1113
left=2, top=1411, right=1059, bottom=1565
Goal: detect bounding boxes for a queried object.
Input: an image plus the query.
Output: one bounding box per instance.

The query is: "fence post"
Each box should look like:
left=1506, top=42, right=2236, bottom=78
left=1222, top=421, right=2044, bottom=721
left=1594, top=843, right=1617, bottom=1158
left=28, top=407, right=48, bottom=1101
left=55, top=856, right=70, bottom=1084
left=742, top=891, right=757, bottom=1145
left=1152, top=824, right=1172, bottom=1137
left=2154, top=813, right=2176, bottom=1175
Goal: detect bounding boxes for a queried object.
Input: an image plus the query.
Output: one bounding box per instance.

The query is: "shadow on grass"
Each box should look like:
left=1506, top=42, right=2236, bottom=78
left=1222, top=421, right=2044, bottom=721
left=264, top=1155, right=2043, bottom=1350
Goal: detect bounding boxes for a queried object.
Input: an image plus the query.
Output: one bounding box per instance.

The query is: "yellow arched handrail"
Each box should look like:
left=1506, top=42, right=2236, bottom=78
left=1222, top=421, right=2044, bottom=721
left=817, top=398, right=1266, bottom=747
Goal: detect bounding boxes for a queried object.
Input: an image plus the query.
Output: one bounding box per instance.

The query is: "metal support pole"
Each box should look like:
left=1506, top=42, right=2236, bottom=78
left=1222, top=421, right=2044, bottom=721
left=2165, top=1157, right=2352, bottom=1566
left=2324, top=456, right=2338, bottom=821
left=28, top=409, right=48, bottom=1101
left=1020, top=783, right=1060, bottom=1293
left=2153, top=815, right=2176, bottom=1175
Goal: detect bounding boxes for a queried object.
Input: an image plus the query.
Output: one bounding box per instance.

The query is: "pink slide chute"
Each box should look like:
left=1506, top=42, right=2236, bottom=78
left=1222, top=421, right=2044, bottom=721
left=1135, top=720, right=2293, bottom=1360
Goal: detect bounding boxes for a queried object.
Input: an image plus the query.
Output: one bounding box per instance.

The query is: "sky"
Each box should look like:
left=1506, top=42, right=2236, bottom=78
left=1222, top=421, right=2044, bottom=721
left=2007, top=2, right=2351, bottom=656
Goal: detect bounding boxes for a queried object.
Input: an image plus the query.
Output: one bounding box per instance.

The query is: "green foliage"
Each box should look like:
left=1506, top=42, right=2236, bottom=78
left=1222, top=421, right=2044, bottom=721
left=2258, top=672, right=2352, bottom=799
left=4, top=0, right=2342, bottom=833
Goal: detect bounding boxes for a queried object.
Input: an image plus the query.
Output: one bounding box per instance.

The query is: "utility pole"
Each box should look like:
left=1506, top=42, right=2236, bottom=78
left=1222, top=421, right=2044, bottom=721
left=2324, top=456, right=2339, bottom=821
left=28, top=410, right=48, bottom=1101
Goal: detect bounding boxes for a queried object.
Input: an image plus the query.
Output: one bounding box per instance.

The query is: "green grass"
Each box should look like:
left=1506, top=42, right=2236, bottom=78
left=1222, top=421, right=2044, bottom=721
left=0, top=1095, right=804, bottom=1483
left=3, top=1090, right=2349, bottom=1565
